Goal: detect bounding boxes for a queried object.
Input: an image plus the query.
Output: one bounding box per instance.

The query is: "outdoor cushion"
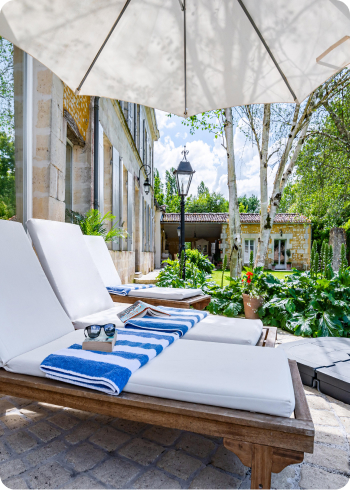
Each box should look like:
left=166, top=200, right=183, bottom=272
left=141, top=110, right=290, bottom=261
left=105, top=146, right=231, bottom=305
left=84, top=235, right=203, bottom=299
left=0, top=221, right=74, bottom=367
left=125, top=340, right=295, bottom=417
left=27, top=219, right=114, bottom=322
left=6, top=333, right=295, bottom=417
left=184, top=316, right=263, bottom=346
left=84, top=235, right=122, bottom=287
left=128, top=286, right=203, bottom=300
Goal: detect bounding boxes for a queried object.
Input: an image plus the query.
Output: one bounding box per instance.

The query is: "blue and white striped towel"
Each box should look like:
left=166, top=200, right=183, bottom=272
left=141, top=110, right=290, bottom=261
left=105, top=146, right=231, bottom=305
left=107, top=284, right=155, bottom=296
left=125, top=307, right=208, bottom=337
left=40, top=329, right=178, bottom=395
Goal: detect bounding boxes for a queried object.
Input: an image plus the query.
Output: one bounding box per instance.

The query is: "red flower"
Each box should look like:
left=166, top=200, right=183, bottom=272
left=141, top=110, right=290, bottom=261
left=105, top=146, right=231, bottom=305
left=247, top=278, right=251, bottom=284
left=246, top=271, right=253, bottom=278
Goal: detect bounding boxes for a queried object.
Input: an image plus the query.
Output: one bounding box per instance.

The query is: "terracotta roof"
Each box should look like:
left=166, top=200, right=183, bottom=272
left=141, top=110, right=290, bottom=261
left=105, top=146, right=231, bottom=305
left=162, top=213, right=311, bottom=224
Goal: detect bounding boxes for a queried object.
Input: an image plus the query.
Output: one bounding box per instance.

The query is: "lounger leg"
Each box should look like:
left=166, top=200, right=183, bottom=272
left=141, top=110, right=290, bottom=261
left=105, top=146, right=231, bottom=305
left=251, top=445, right=273, bottom=489
left=224, top=439, right=304, bottom=489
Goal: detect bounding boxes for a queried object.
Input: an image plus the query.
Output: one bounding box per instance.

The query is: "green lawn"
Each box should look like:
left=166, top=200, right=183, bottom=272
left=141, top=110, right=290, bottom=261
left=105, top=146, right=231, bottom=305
left=211, top=269, right=292, bottom=287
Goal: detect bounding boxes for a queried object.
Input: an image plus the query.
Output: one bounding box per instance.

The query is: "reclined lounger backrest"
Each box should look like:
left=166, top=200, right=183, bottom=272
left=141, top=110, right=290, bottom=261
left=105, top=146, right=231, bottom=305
left=0, top=221, right=73, bottom=366
left=84, top=235, right=122, bottom=288
left=27, top=219, right=113, bottom=322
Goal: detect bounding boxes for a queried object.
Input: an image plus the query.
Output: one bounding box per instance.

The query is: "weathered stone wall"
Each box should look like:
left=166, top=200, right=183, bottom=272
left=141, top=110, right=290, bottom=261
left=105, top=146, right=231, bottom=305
left=329, top=228, right=347, bottom=271
left=239, top=222, right=311, bottom=269
left=140, top=252, right=155, bottom=275
left=109, top=250, right=135, bottom=284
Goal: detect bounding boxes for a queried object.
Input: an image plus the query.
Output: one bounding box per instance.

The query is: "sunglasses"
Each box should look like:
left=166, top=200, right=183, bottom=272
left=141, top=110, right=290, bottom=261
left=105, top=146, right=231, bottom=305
left=84, top=323, right=116, bottom=339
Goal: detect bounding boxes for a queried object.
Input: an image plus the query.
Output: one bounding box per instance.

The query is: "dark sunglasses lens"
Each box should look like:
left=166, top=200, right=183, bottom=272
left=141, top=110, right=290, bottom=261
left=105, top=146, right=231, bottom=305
left=104, top=323, right=116, bottom=337
left=86, top=325, right=101, bottom=338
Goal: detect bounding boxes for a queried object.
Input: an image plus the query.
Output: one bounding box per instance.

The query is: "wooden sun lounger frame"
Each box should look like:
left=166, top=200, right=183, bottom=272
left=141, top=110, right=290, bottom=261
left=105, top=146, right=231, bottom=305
left=0, top=359, right=313, bottom=489
left=110, top=292, right=212, bottom=310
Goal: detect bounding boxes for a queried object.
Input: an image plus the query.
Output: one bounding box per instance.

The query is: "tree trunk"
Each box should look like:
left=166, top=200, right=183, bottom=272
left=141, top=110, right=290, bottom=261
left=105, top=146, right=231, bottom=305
left=255, top=104, right=271, bottom=268
left=257, top=115, right=311, bottom=267
left=224, top=107, right=242, bottom=278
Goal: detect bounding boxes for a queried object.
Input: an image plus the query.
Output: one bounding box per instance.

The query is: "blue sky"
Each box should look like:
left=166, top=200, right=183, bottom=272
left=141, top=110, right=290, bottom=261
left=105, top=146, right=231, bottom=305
left=154, top=110, right=278, bottom=200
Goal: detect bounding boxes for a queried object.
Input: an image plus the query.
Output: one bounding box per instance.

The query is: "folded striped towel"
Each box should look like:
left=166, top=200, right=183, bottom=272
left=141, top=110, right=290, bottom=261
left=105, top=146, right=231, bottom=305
left=40, top=329, right=178, bottom=395
left=125, top=307, right=208, bottom=337
left=107, top=284, right=155, bottom=296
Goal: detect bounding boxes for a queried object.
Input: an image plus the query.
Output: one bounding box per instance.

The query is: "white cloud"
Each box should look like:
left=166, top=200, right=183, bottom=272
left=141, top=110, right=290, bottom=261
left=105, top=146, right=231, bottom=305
left=155, top=110, right=175, bottom=130
left=154, top=114, right=280, bottom=201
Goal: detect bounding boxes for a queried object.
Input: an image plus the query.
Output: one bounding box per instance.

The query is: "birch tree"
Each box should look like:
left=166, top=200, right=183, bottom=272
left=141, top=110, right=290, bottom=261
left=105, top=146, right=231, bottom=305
left=237, top=69, right=350, bottom=267
left=182, top=108, right=242, bottom=277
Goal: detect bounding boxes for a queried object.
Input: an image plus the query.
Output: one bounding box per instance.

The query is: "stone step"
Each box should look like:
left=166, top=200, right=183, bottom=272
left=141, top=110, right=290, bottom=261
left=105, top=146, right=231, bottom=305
left=134, top=269, right=161, bottom=284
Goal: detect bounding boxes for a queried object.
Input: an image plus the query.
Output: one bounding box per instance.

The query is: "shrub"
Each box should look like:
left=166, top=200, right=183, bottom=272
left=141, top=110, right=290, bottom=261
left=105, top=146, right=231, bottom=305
left=66, top=209, right=127, bottom=242
left=157, top=258, right=216, bottom=291
left=185, top=248, right=215, bottom=273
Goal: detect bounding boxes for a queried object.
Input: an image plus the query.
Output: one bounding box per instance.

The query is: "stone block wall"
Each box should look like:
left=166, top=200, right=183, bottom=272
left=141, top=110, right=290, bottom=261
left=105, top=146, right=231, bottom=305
left=109, top=250, right=135, bottom=284
left=139, top=252, right=154, bottom=275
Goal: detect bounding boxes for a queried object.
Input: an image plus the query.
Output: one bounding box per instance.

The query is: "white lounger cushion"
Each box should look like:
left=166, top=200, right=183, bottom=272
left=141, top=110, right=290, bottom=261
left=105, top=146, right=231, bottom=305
left=0, top=221, right=74, bottom=366
left=84, top=235, right=122, bottom=286
left=126, top=340, right=295, bottom=417
left=128, top=287, right=203, bottom=300
left=27, top=219, right=113, bottom=322
left=6, top=334, right=295, bottom=417
left=84, top=235, right=203, bottom=300
left=184, top=316, right=263, bottom=345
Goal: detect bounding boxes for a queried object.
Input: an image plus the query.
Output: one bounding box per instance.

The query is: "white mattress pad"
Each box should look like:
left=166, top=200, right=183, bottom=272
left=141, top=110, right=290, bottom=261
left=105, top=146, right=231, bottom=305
left=184, top=316, right=263, bottom=345
left=5, top=336, right=295, bottom=418
left=128, top=287, right=203, bottom=300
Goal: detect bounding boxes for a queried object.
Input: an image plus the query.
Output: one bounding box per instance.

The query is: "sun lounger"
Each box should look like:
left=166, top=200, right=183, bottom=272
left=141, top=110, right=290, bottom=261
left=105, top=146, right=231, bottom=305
left=27, top=219, right=275, bottom=347
left=0, top=219, right=314, bottom=488
left=84, top=234, right=211, bottom=310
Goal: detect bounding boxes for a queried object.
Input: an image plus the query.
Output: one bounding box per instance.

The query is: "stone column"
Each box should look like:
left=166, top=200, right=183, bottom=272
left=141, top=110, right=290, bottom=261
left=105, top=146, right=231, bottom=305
left=329, top=228, right=347, bottom=271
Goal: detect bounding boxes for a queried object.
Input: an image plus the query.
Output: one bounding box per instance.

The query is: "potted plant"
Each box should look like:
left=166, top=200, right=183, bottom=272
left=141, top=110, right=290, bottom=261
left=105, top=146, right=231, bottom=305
left=241, top=267, right=265, bottom=319
left=286, top=249, right=292, bottom=270
left=271, top=262, right=277, bottom=271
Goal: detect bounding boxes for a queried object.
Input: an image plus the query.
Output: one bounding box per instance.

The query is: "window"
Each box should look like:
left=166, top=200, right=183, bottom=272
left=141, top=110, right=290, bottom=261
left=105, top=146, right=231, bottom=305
left=65, top=139, right=73, bottom=220
left=244, top=239, right=255, bottom=264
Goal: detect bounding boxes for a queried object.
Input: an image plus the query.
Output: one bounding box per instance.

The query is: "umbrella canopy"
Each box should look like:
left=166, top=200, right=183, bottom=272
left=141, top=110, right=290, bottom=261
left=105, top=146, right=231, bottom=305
left=0, top=0, right=350, bottom=117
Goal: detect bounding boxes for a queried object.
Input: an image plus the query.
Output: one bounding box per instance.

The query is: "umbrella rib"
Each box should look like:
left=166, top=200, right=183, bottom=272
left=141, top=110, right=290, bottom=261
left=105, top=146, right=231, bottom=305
left=236, top=0, right=298, bottom=103
left=183, top=0, right=187, bottom=116
left=76, top=0, right=132, bottom=94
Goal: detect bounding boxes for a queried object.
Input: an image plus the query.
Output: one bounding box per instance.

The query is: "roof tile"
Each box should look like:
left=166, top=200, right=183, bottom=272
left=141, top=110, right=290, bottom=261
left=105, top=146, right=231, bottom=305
left=162, top=212, right=311, bottom=224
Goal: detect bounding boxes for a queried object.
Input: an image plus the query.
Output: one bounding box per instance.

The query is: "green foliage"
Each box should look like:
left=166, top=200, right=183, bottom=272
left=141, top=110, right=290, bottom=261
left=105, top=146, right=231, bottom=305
left=0, top=131, right=15, bottom=219
left=237, top=194, right=260, bottom=213
left=340, top=243, right=348, bottom=272
left=249, top=250, right=254, bottom=269
left=156, top=258, right=215, bottom=291
left=0, top=39, right=14, bottom=133
left=164, top=168, right=181, bottom=212
left=66, top=209, right=127, bottom=242
left=221, top=254, right=227, bottom=288
left=185, top=187, right=229, bottom=213
left=153, top=169, right=164, bottom=206
left=185, top=248, right=214, bottom=274
left=258, top=270, right=350, bottom=337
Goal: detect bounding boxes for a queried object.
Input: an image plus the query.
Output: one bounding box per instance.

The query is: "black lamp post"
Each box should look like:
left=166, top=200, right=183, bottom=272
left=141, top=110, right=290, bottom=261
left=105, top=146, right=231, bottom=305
left=173, top=146, right=195, bottom=279
left=177, top=225, right=181, bottom=253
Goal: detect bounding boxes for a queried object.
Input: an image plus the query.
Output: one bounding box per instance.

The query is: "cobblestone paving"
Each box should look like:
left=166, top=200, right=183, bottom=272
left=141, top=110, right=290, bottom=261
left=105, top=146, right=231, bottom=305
left=0, top=330, right=349, bottom=489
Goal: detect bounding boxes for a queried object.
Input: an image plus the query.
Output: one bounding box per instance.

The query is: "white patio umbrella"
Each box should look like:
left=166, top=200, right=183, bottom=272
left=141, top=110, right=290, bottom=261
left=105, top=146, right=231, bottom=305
left=0, top=0, right=350, bottom=117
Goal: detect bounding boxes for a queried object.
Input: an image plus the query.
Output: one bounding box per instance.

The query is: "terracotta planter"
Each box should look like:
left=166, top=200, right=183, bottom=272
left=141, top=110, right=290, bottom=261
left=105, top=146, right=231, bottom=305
left=271, top=265, right=275, bottom=271
left=287, top=263, right=291, bottom=270
left=243, top=294, right=264, bottom=319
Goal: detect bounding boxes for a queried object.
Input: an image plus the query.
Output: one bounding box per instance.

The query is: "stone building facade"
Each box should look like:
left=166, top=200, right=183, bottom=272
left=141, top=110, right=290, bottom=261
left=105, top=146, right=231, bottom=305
left=14, top=49, right=160, bottom=283
left=162, top=213, right=312, bottom=270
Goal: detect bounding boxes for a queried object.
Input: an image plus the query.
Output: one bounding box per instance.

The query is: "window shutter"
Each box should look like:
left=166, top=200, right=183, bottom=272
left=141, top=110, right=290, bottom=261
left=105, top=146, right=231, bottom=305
left=145, top=204, right=149, bottom=252
left=143, top=120, right=146, bottom=163
left=150, top=207, right=153, bottom=253
left=141, top=196, right=145, bottom=252
left=127, top=171, right=133, bottom=251
left=119, top=156, right=124, bottom=251
left=112, top=147, right=120, bottom=251
left=98, top=122, right=104, bottom=216
left=128, top=102, right=133, bottom=132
